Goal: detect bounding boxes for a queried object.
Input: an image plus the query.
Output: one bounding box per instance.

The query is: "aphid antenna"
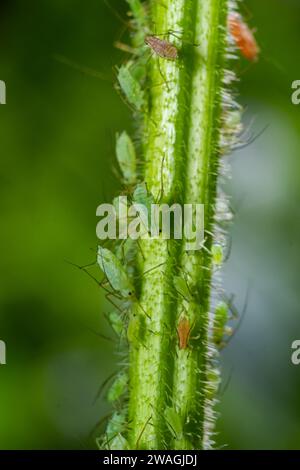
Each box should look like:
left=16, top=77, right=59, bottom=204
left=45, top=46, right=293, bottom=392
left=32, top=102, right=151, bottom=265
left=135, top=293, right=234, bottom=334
left=89, top=412, right=113, bottom=439
left=53, top=54, right=110, bottom=81
left=232, top=123, right=269, bottom=152
left=93, top=370, right=118, bottom=405
left=135, top=415, right=153, bottom=449
left=150, top=50, right=171, bottom=91
left=103, top=0, right=132, bottom=29
left=219, top=366, right=234, bottom=397
left=105, top=291, right=128, bottom=313
left=153, top=153, right=166, bottom=204
left=66, top=258, right=108, bottom=293
left=85, top=325, right=115, bottom=343
left=141, top=261, right=166, bottom=277
left=239, top=2, right=254, bottom=21
left=223, top=234, right=233, bottom=263
left=136, top=239, right=146, bottom=260
left=136, top=299, right=151, bottom=319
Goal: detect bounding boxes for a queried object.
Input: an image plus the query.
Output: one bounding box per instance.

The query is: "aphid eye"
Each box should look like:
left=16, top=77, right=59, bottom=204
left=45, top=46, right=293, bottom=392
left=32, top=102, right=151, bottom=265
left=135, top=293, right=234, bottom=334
left=128, top=291, right=132, bottom=296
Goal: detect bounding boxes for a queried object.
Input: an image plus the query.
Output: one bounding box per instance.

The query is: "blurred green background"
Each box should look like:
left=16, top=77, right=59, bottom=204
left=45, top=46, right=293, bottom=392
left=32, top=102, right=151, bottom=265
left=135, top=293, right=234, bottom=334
left=0, top=0, right=299, bottom=450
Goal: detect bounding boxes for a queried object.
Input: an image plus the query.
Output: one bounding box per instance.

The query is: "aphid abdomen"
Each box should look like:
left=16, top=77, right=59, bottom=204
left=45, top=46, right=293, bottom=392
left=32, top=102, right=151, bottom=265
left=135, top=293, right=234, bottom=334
left=145, top=35, right=178, bottom=60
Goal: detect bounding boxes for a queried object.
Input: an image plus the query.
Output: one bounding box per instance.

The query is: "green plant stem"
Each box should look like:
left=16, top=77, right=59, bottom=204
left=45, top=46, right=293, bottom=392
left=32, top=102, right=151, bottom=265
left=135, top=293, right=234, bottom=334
left=126, top=0, right=228, bottom=450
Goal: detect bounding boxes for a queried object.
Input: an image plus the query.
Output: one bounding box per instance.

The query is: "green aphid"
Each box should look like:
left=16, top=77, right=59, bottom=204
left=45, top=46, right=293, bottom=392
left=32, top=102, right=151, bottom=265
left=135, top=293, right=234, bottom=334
left=173, top=276, right=192, bottom=302
left=132, top=182, right=155, bottom=227
left=126, top=0, right=148, bottom=48
left=212, top=244, right=223, bottom=266
left=97, top=246, right=135, bottom=299
left=115, top=239, right=136, bottom=270
left=107, top=310, right=124, bottom=337
left=127, top=311, right=146, bottom=345
left=224, top=109, right=242, bottom=132
left=108, top=434, right=129, bottom=450
left=117, top=63, right=144, bottom=111
left=164, top=407, right=183, bottom=439
left=105, top=411, right=129, bottom=450
left=127, top=0, right=146, bottom=25
left=107, top=372, right=128, bottom=403
left=164, top=407, right=192, bottom=449
left=116, top=131, right=137, bottom=185
left=213, top=301, right=231, bottom=347
left=113, top=195, right=128, bottom=220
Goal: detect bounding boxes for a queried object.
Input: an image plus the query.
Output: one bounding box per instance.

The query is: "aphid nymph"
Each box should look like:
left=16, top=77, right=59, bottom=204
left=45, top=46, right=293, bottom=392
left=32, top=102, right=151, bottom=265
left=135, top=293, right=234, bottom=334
left=228, top=12, right=259, bottom=62
left=177, top=316, right=191, bottom=350
left=145, top=35, right=179, bottom=60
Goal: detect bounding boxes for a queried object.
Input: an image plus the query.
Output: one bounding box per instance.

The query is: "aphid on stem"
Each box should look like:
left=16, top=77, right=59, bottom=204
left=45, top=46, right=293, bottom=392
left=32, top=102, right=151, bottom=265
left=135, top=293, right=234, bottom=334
left=145, top=35, right=179, bottom=60
left=228, top=12, right=260, bottom=62
left=117, top=63, right=145, bottom=111
left=177, top=316, right=192, bottom=350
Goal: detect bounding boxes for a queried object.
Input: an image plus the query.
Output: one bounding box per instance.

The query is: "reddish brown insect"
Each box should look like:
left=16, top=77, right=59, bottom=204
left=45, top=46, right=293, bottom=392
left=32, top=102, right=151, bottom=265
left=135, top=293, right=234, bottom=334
left=177, top=317, right=192, bottom=350
left=228, top=13, right=260, bottom=62
left=145, top=35, right=179, bottom=60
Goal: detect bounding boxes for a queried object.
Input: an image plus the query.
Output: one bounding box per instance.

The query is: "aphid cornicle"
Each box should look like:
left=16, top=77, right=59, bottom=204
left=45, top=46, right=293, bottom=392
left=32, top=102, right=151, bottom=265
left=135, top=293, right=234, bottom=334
left=228, top=12, right=260, bottom=62
left=145, top=35, right=179, bottom=60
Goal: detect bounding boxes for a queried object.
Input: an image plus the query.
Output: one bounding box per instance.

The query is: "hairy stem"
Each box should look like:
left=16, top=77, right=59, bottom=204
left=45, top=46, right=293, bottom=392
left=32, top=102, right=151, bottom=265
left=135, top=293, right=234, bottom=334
left=125, top=0, right=228, bottom=450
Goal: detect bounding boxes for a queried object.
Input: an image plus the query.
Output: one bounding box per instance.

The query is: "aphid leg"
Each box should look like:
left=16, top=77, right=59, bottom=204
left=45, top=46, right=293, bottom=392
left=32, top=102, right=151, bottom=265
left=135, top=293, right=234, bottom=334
left=135, top=415, right=153, bottom=449
left=156, top=57, right=170, bottom=91
left=154, top=153, right=166, bottom=203
left=114, top=80, right=138, bottom=114
left=232, top=123, right=269, bottom=152
left=136, top=299, right=151, bottom=319
left=104, top=291, right=124, bottom=313
left=93, top=371, right=118, bottom=404
left=141, top=261, right=166, bottom=277
left=86, top=325, right=114, bottom=343
left=114, top=41, right=139, bottom=56
left=66, top=258, right=111, bottom=293
left=219, top=366, right=234, bottom=397
left=166, top=29, right=202, bottom=49
left=223, top=234, right=232, bottom=263
left=219, top=284, right=251, bottom=349
left=91, top=414, right=112, bottom=441
left=103, top=0, right=132, bottom=29
left=136, top=239, right=145, bottom=260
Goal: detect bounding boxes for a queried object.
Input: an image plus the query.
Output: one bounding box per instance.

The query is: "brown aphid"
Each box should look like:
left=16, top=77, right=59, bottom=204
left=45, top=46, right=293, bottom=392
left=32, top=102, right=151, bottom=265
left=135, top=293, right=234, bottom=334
left=145, top=35, right=179, bottom=60
left=177, top=317, right=192, bottom=350
left=228, top=12, right=260, bottom=62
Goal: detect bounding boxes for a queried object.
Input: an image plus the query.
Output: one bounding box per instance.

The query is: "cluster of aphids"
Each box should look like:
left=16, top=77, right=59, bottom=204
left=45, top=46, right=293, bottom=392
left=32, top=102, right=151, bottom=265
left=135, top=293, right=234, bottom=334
left=95, top=2, right=260, bottom=450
